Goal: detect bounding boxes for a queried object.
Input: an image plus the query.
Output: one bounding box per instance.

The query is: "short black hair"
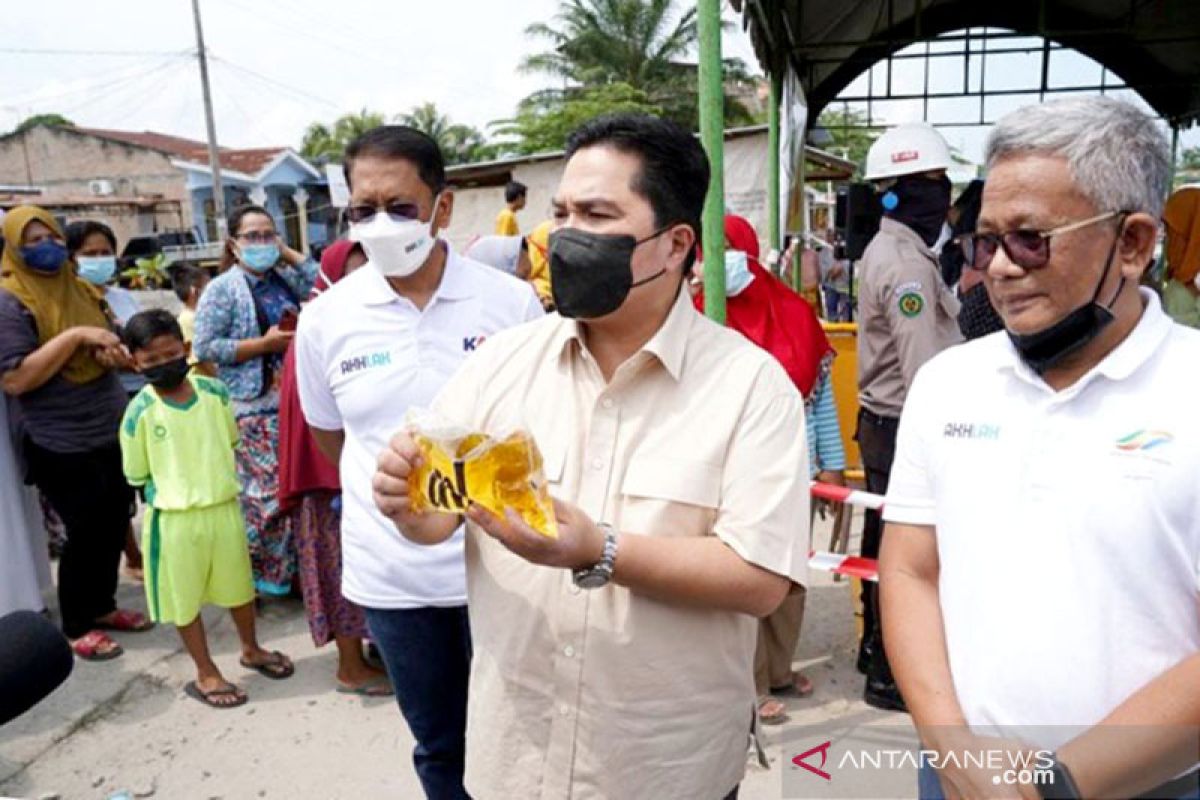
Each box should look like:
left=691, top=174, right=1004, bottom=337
left=124, top=308, right=183, bottom=353
left=65, top=219, right=117, bottom=255
left=565, top=114, right=710, bottom=253
left=505, top=180, right=527, bottom=203
left=343, top=125, right=446, bottom=195
left=170, top=263, right=208, bottom=303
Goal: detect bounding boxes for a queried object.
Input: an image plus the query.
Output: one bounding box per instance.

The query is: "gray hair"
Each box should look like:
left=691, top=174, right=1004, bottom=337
left=985, top=96, right=1171, bottom=219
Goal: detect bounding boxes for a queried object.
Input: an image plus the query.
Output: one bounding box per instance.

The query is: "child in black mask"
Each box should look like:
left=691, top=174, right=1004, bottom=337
left=119, top=309, right=293, bottom=709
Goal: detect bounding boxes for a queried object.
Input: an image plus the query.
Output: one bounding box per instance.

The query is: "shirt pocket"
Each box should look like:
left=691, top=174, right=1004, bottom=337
left=617, top=457, right=721, bottom=538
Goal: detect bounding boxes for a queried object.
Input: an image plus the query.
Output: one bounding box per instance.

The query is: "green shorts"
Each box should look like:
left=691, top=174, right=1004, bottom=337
left=143, top=499, right=255, bottom=627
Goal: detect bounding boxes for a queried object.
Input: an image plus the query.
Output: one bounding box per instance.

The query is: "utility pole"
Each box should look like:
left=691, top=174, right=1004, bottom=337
left=697, top=0, right=726, bottom=324
left=191, top=0, right=226, bottom=239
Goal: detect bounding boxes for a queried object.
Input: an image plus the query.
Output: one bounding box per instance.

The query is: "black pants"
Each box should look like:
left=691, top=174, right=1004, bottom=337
left=25, top=440, right=133, bottom=639
left=855, top=408, right=899, bottom=685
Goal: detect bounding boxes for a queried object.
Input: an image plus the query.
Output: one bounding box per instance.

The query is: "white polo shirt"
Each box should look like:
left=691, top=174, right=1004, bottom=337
left=295, top=246, right=543, bottom=609
left=885, top=289, right=1200, bottom=750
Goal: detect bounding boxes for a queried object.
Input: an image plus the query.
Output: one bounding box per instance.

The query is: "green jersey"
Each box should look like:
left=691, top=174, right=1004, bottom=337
left=120, top=375, right=241, bottom=510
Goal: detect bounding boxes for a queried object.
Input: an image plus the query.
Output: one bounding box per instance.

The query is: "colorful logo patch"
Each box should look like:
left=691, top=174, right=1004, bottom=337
left=1115, top=430, right=1174, bottom=452
left=898, top=291, right=924, bottom=317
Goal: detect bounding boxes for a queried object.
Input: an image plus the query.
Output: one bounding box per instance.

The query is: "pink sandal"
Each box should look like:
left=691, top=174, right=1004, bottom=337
left=96, top=609, right=154, bottom=633
left=72, top=630, right=124, bottom=661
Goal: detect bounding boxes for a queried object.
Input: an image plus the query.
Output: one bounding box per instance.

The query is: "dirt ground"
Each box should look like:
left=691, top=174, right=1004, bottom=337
left=1, top=515, right=916, bottom=800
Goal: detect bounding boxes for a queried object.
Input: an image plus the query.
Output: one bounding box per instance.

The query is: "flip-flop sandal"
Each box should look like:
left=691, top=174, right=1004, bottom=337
left=757, top=696, right=789, bottom=726
left=239, top=650, right=294, bottom=680
left=72, top=630, right=124, bottom=662
left=770, top=672, right=815, bottom=699
left=96, top=609, right=154, bottom=633
left=184, top=680, right=248, bottom=709
left=336, top=675, right=394, bottom=697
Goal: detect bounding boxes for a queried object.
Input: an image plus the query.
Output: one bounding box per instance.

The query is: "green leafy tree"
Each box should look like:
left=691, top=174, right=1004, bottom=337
left=299, top=109, right=386, bottom=163
left=395, top=103, right=496, bottom=165
left=492, top=83, right=663, bottom=155
left=12, top=113, right=74, bottom=134
left=519, top=0, right=753, bottom=130
left=815, top=107, right=884, bottom=172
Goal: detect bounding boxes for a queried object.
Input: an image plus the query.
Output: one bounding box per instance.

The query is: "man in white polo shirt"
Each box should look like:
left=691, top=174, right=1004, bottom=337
left=881, top=96, right=1200, bottom=800
left=294, top=126, right=541, bottom=800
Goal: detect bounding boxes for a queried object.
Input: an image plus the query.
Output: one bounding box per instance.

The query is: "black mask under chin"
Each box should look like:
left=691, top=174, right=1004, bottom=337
left=1006, top=219, right=1127, bottom=375
left=549, top=227, right=670, bottom=319
left=884, top=174, right=952, bottom=247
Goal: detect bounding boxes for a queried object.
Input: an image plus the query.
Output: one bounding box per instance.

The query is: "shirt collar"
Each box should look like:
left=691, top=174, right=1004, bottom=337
left=997, top=287, right=1173, bottom=391
left=880, top=217, right=936, bottom=257
left=358, top=242, right=471, bottom=306
left=552, top=287, right=696, bottom=382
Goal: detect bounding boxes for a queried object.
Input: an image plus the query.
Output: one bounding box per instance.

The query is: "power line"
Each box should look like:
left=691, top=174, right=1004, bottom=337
left=209, top=55, right=340, bottom=110
left=59, top=59, right=191, bottom=117
left=0, top=54, right=190, bottom=109
left=0, top=47, right=190, bottom=57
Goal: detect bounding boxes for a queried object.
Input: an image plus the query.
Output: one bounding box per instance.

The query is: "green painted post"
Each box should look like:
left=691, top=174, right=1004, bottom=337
left=767, top=73, right=781, bottom=253
left=698, top=0, right=726, bottom=324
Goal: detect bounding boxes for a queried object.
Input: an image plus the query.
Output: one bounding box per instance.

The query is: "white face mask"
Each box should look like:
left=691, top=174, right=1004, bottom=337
left=349, top=196, right=440, bottom=278
left=723, top=250, right=756, bottom=297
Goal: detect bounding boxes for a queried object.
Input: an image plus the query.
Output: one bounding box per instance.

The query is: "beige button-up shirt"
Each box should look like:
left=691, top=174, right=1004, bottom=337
left=857, top=217, right=963, bottom=417
left=431, top=288, right=810, bottom=799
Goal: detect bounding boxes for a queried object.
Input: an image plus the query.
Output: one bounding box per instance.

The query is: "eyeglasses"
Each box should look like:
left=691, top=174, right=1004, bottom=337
left=235, top=231, right=277, bottom=244
left=963, top=211, right=1126, bottom=271
left=345, top=202, right=422, bottom=225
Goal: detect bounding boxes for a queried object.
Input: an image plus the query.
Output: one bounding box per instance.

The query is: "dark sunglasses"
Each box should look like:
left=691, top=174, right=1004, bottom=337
left=963, top=211, right=1125, bottom=271
left=345, top=201, right=422, bottom=225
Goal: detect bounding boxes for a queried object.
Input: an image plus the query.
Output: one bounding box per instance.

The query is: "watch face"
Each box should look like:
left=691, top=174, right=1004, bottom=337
left=575, top=571, right=609, bottom=590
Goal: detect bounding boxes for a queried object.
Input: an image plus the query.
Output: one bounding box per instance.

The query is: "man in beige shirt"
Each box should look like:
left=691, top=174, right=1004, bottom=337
left=855, top=123, right=963, bottom=713
left=372, top=114, right=810, bottom=800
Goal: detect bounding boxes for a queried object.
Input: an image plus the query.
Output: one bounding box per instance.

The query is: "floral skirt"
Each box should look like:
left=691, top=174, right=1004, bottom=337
left=233, top=394, right=296, bottom=596
left=294, top=491, right=367, bottom=646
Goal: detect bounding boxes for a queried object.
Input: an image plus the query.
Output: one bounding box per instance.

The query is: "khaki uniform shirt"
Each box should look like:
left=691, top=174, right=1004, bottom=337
left=432, top=289, right=811, bottom=799
left=857, top=217, right=963, bottom=417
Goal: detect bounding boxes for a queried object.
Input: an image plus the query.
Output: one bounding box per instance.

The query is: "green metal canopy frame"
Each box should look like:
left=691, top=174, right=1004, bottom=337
left=732, top=0, right=1200, bottom=127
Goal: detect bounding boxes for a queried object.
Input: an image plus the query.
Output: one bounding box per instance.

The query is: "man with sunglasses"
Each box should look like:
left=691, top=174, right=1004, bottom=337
left=293, top=126, right=543, bottom=799
left=881, top=97, right=1200, bottom=800
left=855, top=122, right=964, bottom=713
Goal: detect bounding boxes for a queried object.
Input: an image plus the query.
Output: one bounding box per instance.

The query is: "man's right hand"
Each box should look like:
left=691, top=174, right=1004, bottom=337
left=373, top=431, right=459, bottom=544
left=259, top=325, right=294, bottom=355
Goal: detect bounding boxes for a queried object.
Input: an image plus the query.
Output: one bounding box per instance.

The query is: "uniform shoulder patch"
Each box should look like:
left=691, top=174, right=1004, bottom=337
left=898, top=291, right=925, bottom=318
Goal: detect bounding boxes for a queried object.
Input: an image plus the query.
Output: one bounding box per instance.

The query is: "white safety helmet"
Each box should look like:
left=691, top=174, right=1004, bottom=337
left=864, top=122, right=952, bottom=182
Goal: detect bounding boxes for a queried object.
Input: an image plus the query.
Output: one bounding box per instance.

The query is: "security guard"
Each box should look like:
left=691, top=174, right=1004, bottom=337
left=855, top=123, right=962, bottom=711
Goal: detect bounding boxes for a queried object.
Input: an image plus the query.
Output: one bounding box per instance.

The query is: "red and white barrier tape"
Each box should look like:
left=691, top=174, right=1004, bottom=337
left=809, top=551, right=879, bottom=582
left=809, top=481, right=886, bottom=511
left=807, top=481, right=885, bottom=581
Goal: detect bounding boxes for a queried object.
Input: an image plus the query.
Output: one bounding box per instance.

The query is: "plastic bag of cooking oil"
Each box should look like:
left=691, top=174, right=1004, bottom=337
left=404, top=409, right=558, bottom=539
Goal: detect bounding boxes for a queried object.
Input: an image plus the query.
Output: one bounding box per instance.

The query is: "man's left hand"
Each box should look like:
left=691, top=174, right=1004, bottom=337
left=466, top=498, right=605, bottom=571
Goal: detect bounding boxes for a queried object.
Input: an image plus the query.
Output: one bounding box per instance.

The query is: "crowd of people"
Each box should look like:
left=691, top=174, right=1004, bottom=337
left=1, top=93, right=1198, bottom=800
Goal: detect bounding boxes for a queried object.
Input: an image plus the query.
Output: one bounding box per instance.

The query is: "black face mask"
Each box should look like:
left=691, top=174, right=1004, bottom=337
left=549, top=227, right=671, bottom=319
left=884, top=175, right=952, bottom=247
left=1006, top=222, right=1126, bottom=375
left=957, top=282, right=1005, bottom=341
left=143, top=357, right=190, bottom=391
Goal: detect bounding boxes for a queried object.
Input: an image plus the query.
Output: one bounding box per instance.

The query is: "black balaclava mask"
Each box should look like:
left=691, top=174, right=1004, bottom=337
left=883, top=174, right=953, bottom=248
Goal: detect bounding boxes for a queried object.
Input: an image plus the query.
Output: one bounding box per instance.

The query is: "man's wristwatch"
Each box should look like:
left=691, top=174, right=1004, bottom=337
left=1040, top=753, right=1081, bottom=800
left=572, top=524, right=618, bottom=590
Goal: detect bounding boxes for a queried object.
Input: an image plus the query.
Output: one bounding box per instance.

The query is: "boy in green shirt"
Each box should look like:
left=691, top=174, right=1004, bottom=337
left=120, top=310, right=293, bottom=708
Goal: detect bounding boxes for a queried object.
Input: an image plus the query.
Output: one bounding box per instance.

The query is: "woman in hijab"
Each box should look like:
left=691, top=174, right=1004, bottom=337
left=277, top=240, right=390, bottom=695
left=1163, top=185, right=1200, bottom=329
left=0, top=206, right=151, bottom=661
left=693, top=214, right=846, bottom=724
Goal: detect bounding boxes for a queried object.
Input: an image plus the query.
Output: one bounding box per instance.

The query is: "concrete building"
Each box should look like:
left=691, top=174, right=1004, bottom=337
left=0, top=124, right=331, bottom=252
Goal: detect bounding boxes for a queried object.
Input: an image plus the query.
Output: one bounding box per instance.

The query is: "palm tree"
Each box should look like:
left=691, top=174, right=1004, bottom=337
left=520, top=0, right=753, bottom=128
left=396, top=102, right=495, bottom=165
left=300, top=109, right=386, bottom=163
